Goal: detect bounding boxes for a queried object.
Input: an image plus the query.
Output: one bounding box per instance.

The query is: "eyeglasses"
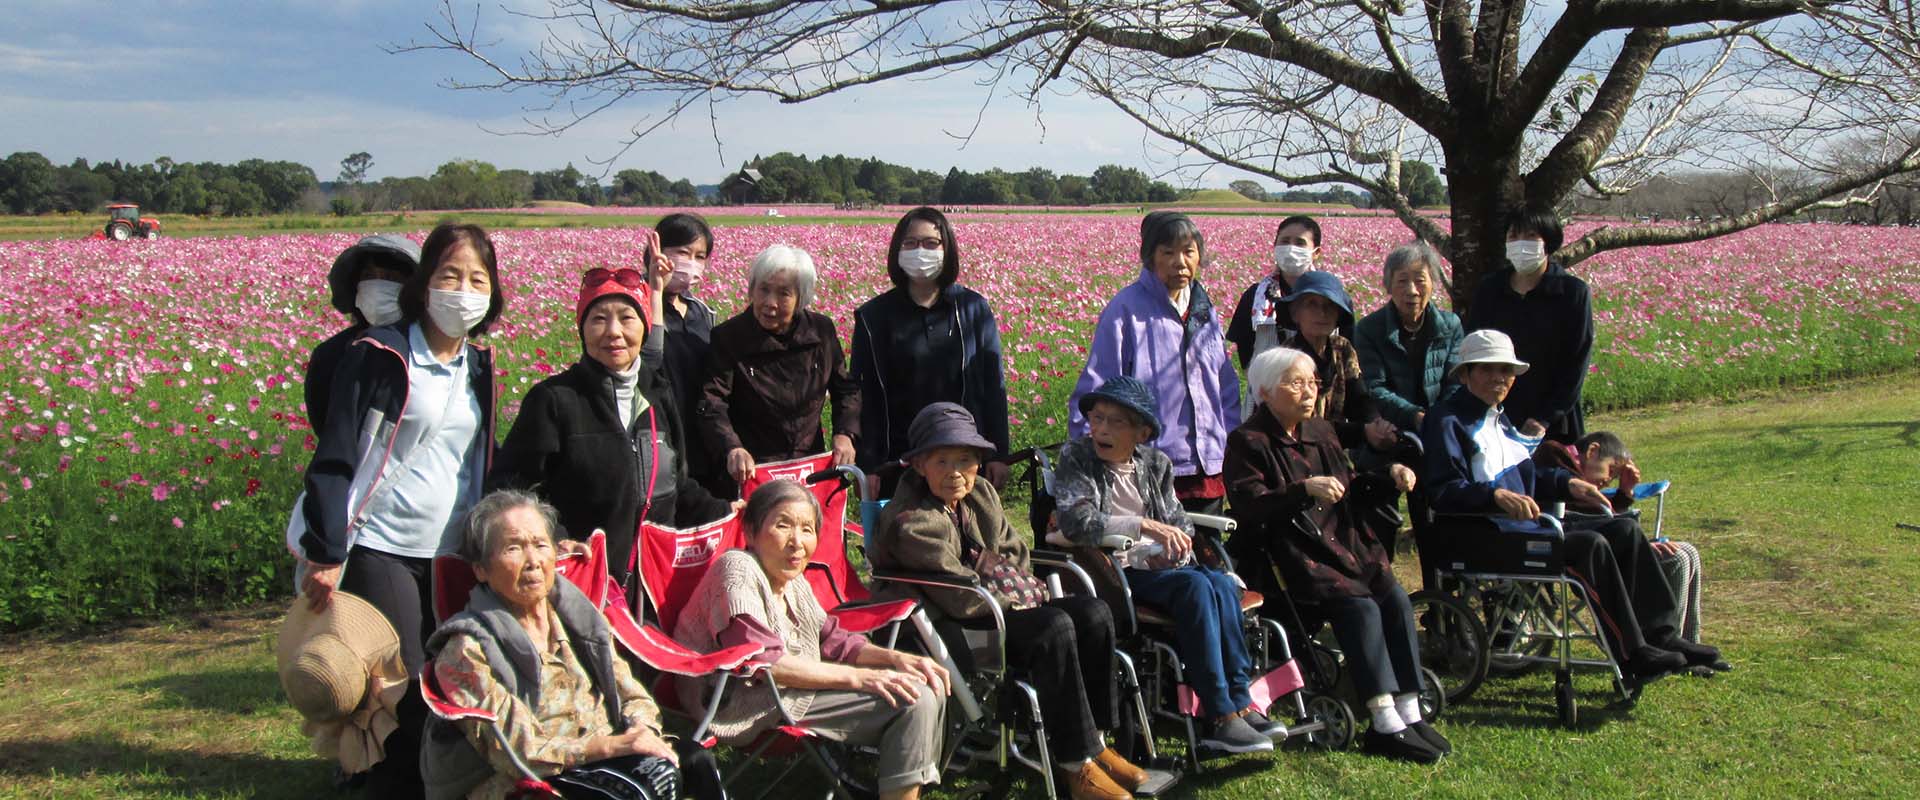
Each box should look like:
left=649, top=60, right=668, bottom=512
left=583, top=267, right=647, bottom=289
left=1278, top=377, right=1322, bottom=393
left=900, top=237, right=944, bottom=251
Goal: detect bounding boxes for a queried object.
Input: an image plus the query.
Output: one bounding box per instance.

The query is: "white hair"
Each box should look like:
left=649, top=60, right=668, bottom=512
left=747, top=244, right=818, bottom=311
left=1382, top=240, right=1447, bottom=289
left=1247, top=347, right=1314, bottom=403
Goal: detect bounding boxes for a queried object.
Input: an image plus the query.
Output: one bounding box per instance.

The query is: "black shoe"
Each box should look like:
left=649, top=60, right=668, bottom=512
left=1407, top=720, right=1451, bottom=756
left=1627, top=645, right=1687, bottom=679
left=1362, top=728, right=1441, bottom=764
left=1661, top=638, right=1723, bottom=668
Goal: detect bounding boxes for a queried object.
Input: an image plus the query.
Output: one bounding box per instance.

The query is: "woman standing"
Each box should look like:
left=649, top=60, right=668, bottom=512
left=1225, top=215, right=1322, bottom=370
left=655, top=213, right=725, bottom=491
left=697, top=245, right=860, bottom=491
left=850, top=207, right=1009, bottom=496
left=298, top=222, right=506, bottom=795
left=308, top=234, right=420, bottom=433
left=1068, top=211, right=1240, bottom=514
left=1463, top=211, right=1593, bottom=443
left=1353, top=241, right=1463, bottom=434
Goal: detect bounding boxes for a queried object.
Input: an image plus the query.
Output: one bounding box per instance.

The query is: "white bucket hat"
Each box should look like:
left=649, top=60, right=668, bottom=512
left=1449, top=329, right=1531, bottom=380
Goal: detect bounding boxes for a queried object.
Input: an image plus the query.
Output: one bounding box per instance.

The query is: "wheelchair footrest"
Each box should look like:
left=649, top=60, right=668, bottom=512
left=1135, top=768, right=1182, bottom=797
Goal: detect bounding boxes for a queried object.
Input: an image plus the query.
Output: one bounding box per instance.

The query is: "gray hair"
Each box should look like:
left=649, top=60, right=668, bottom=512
left=746, top=244, right=818, bottom=312
left=459, top=489, right=560, bottom=563
left=1247, top=346, right=1314, bottom=403
left=1382, top=240, right=1447, bottom=290
left=741, top=478, right=823, bottom=537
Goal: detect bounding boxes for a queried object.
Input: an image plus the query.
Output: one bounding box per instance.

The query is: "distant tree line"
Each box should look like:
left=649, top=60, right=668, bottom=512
left=0, top=153, right=320, bottom=216
left=728, top=152, right=1189, bottom=206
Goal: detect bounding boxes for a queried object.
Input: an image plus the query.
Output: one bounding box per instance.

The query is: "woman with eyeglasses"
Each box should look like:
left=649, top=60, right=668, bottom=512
left=494, top=229, right=736, bottom=582
left=849, top=207, right=1009, bottom=497
left=697, top=244, right=861, bottom=494
left=1222, top=347, right=1444, bottom=764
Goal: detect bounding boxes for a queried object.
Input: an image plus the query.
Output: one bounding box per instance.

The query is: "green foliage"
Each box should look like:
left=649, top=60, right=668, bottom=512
left=1228, top=179, right=1269, bottom=202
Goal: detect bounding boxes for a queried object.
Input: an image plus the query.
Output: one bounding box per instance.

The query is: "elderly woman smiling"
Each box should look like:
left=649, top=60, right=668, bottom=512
left=424, top=490, right=697, bottom=800
left=698, top=244, right=861, bottom=493
left=673, top=480, right=949, bottom=800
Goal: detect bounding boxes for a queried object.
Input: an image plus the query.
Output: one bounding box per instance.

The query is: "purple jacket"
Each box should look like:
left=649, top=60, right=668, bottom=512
left=1069, top=269, right=1242, bottom=477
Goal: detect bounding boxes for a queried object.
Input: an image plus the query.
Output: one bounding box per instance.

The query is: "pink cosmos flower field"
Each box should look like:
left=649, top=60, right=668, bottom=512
left=1, top=216, right=1916, bottom=628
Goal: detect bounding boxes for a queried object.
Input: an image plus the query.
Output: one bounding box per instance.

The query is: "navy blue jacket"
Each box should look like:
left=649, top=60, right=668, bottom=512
left=849, top=285, right=1009, bottom=469
left=1421, top=387, right=1574, bottom=515
left=1463, top=263, right=1593, bottom=443
left=304, top=324, right=365, bottom=434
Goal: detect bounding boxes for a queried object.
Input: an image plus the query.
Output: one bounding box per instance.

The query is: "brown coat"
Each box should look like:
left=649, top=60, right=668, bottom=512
left=870, top=472, right=1032, bottom=620
left=697, top=309, right=860, bottom=463
left=1224, top=406, right=1396, bottom=601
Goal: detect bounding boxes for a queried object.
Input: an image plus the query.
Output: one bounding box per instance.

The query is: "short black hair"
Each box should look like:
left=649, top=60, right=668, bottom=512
left=1274, top=215, right=1322, bottom=248
left=1139, top=211, right=1205, bottom=270
left=1506, top=210, right=1565, bottom=254
left=655, top=212, right=715, bottom=257
left=402, top=222, right=505, bottom=337
left=1575, top=431, right=1631, bottom=463
left=886, top=206, right=960, bottom=289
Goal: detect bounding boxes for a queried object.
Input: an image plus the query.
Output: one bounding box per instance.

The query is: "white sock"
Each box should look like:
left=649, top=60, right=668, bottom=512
left=1395, top=692, right=1424, bottom=726
left=1366, top=693, right=1406, bottom=733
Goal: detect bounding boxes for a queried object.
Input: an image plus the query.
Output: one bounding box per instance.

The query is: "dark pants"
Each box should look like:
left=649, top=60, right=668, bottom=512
left=1125, top=566, right=1252, bottom=718
left=338, top=545, right=433, bottom=797
left=1562, top=516, right=1682, bottom=657
left=1003, top=594, right=1119, bottom=763
left=1320, top=583, right=1425, bottom=699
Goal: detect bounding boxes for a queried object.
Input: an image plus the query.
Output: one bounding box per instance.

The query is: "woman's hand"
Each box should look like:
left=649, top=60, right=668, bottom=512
left=301, top=562, right=343, bottom=612
left=1388, top=463, right=1417, bottom=493
left=1565, top=479, right=1612, bottom=513
left=727, top=448, right=756, bottom=482
left=585, top=728, right=679, bottom=766
left=830, top=434, right=857, bottom=467
left=1616, top=459, right=1641, bottom=494
left=1520, top=419, right=1548, bottom=438
left=1651, top=539, right=1679, bottom=558
left=556, top=537, right=591, bottom=557
left=1303, top=476, right=1346, bottom=505
left=983, top=460, right=1011, bottom=489
left=889, top=651, right=951, bottom=698
left=1140, top=519, right=1193, bottom=564
left=1492, top=488, right=1540, bottom=521
left=1364, top=418, right=1398, bottom=451
left=852, top=667, right=927, bottom=707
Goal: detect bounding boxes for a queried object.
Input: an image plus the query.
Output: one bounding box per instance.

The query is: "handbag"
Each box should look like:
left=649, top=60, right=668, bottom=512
left=973, top=547, right=1047, bottom=611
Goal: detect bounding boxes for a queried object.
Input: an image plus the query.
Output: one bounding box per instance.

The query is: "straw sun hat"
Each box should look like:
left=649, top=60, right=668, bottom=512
left=275, top=592, right=409, bottom=774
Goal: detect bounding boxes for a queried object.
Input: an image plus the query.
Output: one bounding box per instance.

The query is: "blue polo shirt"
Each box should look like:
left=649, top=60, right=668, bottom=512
left=354, top=323, right=484, bottom=558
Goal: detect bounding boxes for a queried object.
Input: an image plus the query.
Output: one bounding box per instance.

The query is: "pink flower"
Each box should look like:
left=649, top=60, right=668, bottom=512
left=151, top=483, right=171, bottom=502
left=171, top=517, right=184, bottom=528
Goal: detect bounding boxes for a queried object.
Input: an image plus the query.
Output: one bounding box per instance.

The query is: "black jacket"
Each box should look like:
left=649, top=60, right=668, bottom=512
left=304, top=324, right=365, bottom=434
left=849, top=285, right=1009, bottom=471
left=1463, top=262, right=1593, bottom=443
left=494, top=355, right=731, bottom=577
left=697, top=309, right=860, bottom=463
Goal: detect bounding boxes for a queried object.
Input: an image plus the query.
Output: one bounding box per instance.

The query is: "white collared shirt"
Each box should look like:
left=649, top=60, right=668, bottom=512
left=354, top=323, right=484, bottom=558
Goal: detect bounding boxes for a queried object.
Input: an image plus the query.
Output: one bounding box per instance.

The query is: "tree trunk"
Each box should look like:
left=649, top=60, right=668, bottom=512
left=1439, top=139, right=1525, bottom=318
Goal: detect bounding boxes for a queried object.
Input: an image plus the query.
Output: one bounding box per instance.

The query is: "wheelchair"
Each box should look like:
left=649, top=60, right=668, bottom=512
left=1015, top=444, right=1361, bottom=772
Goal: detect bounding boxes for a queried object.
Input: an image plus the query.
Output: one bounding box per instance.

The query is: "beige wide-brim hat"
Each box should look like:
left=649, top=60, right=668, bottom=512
left=275, top=592, right=409, bottom=774
left=1448, top=329, right=1532, bottom=380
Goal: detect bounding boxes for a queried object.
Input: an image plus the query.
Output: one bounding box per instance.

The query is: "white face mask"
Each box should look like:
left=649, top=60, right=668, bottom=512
left=1273, top=244, right=1313, bottom=280
left=426, top=287, right=490, bottom=339
left=665, top=255, right=703, bottom=296
left=354, top=279, right=403, bottom=327
left=897, top=248, right=944, bottom=280
left=1505, top=240, right=1547, bottom=275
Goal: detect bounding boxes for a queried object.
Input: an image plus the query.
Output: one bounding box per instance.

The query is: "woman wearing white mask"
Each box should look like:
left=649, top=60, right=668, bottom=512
left=296, top=221, right=506, bottom=797
left=1462, top=211, right=1593, bottom=444
left=1227, top=215, right=1345, bottom=370
left=308, top=234, right=421, bottom=434
left=655, top=213, right=726, bottom=492
left=849, top=206, right=1010, bottom=497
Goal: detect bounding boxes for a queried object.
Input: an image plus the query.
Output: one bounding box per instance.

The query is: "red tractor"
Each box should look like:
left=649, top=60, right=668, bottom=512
left=100, top=203, right=162, bottom=241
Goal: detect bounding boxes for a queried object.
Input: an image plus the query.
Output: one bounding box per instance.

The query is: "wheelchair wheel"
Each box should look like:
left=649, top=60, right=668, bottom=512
left=1408, top=590, right=1489, bottom=704
left=1417, top=666, right=1447, bottom=722
left=1554, top=670, right=1578, bottom=726
left=1463, top=584, right=1552, bottom=677
left=1304, top=634, right=1343, bottom=694
left=1301, top=694, right=1357, bottom=751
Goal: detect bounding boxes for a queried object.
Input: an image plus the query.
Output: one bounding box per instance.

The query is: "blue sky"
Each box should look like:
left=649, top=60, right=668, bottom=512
left=0, top=2, right=1235, bottom=186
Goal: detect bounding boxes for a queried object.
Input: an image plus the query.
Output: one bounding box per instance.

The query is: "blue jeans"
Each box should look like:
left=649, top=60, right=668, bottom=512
left=1126, top=565, right=1253, bottom=718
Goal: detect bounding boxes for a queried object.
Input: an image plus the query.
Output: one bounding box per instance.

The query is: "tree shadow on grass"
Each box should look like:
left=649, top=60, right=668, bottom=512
left=0, top=734, right=333, bottom=799
left=1706, top=419, right=1920, bottom=465
left=1441, top=681, right=1637, bottom=733
left=128, top=665, right=286, bottom=717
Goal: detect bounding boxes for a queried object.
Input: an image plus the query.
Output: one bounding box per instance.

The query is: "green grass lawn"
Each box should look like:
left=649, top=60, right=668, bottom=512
left=2, top=373, right=1917, bottom=798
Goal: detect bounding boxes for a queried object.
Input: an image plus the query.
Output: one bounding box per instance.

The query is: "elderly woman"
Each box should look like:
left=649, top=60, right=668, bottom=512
left=425, top=490, right=702, bottom=800
left=1226, top=214, right=1322, bottom=370
left=850, top=206, right=1011, bottom=497
left=299, top=222, right=507, bottom=795
left=1053, top=376, right=1279, bottom=754
left=1070, top=211, right=1241, bottom=515
left=873, top=403, right=1148, bottom=800
left=1224, top=347, right=1447, bottom=764
left=1463, top=211, right=1593, bottom=443
left=494, top=232, right=734, bottom=583
left=1354, top=241, right=1464, bottom=434
left=1423, top=330, right=1721, bottom=680
left=674, top=480, right=949, bottom=800
left=697, top=244, right=861, bottom=493
left=1275, top=271, right=1395, bottom=450
left=308, top=234, right=420, bottom=433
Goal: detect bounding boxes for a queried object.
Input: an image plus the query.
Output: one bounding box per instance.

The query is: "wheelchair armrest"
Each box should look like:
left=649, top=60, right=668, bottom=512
left=1188, top=512, right=1237, bottom=535
left=1029, top=549, right=1099, bottom=598
left=868, top=569, right=1007, bottom=639
left=1043, top=530, right=1137, bottom=550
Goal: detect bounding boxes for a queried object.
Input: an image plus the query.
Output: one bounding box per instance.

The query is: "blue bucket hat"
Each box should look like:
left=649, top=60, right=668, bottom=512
left=327, top=234, right=422, bottom=315
left=1077, top=375, right=1162, bottom=439
left=1279, top=270, right=1354, bottom=327
left=903, top=402, right=998, bottom=462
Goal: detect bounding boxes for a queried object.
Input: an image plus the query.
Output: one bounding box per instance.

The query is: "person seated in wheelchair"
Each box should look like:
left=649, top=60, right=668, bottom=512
left=673, top=479, right=950, bottom=800
left=1422, top=330, right=1722, bottom=681
left=424, top=490, right=717, bottom=800
left=1533, top=431, right=1727, bottom=671
left=1052, top=375, right=1282, bottom=755
left=1224, top=347, right=1449, bottom=764
left=872, top=402, right=1150, bottom=800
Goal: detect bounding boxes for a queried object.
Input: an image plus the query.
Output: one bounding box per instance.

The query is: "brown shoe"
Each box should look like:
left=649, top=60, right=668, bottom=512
left=1065, top=759, right=1131, bottom=800
left=1093, top=747, right=1148, bottom=792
